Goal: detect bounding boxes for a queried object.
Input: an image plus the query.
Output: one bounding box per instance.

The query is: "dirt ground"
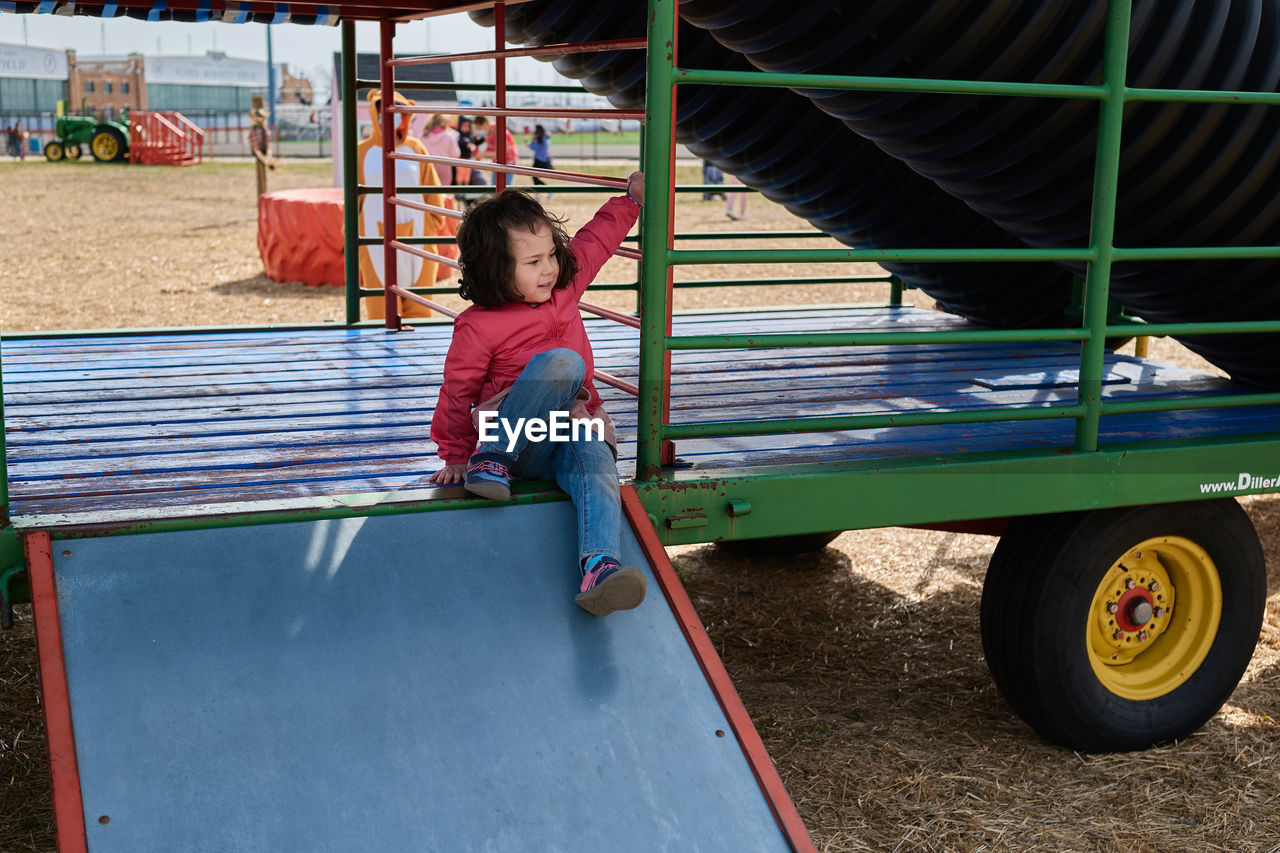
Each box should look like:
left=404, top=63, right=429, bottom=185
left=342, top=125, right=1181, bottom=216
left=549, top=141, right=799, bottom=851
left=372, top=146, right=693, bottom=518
left=0, top=159, right=1277, bottom=852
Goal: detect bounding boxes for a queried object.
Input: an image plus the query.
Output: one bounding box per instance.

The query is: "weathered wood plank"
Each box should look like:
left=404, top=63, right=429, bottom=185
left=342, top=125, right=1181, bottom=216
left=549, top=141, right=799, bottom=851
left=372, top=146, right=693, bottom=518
left=3, top=307, right=1269, bottom=525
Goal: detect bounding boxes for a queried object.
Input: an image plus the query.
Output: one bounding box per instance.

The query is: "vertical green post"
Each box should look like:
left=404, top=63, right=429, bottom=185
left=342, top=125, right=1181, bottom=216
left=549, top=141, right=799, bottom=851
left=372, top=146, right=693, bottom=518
left=1069, top=276, right=1086, bottom=322
left=636, top=0, right=678, bottom=481
left=341, top=21, right=361, bottom=326
left=1074, top=0, right=1131, bottom=452
left=888, top=274, right=904, bottom=307
left=635, top=122, right=647, bottom=317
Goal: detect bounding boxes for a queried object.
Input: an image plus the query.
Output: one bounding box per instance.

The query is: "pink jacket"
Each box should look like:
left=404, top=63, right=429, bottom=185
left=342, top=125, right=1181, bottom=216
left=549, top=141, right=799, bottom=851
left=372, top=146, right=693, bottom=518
left=423, top=127, right=460, bottom=186
left=431, top=196, right=639, bottom=465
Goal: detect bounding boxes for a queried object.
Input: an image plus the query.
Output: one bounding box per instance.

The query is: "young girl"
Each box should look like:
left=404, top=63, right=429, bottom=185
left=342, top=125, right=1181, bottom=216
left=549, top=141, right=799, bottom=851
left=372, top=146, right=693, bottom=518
left=428, top=174, right=646, bottom=617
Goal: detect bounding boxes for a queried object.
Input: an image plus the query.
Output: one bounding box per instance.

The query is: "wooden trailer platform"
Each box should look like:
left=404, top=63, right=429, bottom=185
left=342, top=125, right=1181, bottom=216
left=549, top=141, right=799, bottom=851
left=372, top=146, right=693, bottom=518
left=4, top=305, right=1277, bottom=530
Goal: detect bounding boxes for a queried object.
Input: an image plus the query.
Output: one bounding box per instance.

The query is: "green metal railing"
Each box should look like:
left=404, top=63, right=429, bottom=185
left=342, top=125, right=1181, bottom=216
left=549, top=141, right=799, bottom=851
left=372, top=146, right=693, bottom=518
left=341, top=21, right=360, bottom=325
left=634, top=0, right=1280, bottom=480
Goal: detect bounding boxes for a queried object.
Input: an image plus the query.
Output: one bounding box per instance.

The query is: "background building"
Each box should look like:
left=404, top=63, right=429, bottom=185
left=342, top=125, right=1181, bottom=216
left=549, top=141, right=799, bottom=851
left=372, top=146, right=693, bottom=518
left=3, top=42, right=291, bottom=121
left=280, top=66, right=312, bottom=105
left=145, top=50, right=284, bottom=114
left=0, top=42, right=67, bottom=133
left=2, top=40, right=316, bottom=155
left=66, top=51, right=145, bottom=121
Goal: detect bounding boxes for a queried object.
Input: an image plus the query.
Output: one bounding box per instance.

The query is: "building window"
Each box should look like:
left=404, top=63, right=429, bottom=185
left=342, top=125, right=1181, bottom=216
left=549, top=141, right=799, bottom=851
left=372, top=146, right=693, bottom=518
left=104, top=82, right=113, bottom=94
left=1, top=79, right=68, bottom=113
left=121, top=82, right=130, bottom=94
left=85, top=81, right=94, bottom=93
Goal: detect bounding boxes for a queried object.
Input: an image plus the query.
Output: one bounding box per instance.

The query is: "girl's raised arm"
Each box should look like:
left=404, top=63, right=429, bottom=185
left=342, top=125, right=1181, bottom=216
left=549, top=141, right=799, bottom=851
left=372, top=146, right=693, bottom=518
left=566, top=174, right=643, bottom=298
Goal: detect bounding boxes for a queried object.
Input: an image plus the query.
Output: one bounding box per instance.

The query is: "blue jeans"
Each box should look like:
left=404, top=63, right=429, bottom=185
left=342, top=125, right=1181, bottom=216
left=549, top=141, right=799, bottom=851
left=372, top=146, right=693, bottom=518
left=478, top=349, right=621, bottom=565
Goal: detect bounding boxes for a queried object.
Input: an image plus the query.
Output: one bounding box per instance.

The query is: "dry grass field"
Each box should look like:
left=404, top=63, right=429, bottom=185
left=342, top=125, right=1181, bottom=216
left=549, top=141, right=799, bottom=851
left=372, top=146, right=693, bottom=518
left=1, top=159, right=1277, bottom=852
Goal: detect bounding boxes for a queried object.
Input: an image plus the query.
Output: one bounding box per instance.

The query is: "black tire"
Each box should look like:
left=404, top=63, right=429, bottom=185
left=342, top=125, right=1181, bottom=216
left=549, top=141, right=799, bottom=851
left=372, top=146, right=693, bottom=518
left=981, top=512, right=1074, bottom=729
left=44, top=141, right=64, bottom=162
left=91, top=126, right=127, bottom=162
left=981, top=500, right=1265, bottom=752
left=715, top=530, right=841, bottom=556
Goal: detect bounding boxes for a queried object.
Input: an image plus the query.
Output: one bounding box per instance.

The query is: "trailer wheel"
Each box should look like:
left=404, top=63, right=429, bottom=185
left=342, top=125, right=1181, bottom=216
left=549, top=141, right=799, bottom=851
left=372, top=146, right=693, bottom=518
left=65, top=143, right=82, bottom=160
left=91, top=127, right=126, bottom=162
left=980, top=500, right=1265, bottom=752
left=44, top=141, right=65, bottom=161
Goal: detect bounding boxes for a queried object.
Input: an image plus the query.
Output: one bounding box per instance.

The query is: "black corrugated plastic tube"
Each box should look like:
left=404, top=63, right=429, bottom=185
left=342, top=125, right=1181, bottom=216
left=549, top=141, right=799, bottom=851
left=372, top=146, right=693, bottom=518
left=472, top=2, right=1076, bottom=328
left=679, top=0, right=1280, bottom=387
left=477, top=1, right=1280, bottom=387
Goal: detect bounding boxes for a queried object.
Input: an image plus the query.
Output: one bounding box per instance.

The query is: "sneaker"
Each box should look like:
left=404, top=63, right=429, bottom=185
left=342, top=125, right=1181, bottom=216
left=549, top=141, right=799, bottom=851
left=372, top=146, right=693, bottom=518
left=464, top=451, right=512, bottom=501
left=575, top=559, right=647, bottom=617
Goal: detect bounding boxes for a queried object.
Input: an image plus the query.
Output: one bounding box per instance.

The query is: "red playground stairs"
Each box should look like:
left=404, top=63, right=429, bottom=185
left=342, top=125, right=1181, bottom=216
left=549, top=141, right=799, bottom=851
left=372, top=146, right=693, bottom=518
left=128, top=111, right=206, bottom=166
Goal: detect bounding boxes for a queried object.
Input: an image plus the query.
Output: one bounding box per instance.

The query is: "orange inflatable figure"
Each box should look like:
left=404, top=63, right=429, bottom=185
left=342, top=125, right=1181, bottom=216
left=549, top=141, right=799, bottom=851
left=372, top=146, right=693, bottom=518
left=357, top=89, right=445, bottom=320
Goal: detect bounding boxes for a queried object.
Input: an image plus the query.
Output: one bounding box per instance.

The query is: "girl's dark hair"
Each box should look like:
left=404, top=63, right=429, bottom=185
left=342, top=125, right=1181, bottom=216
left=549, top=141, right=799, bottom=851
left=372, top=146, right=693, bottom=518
left=534, top=124, right=547, bottom=142
left=457, top=189, right=579, bottom=308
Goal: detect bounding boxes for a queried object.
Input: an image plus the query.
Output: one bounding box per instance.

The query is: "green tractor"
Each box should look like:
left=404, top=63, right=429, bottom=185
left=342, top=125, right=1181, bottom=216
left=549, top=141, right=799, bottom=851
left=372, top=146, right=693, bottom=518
left=44, top=100, right=129, bottom=163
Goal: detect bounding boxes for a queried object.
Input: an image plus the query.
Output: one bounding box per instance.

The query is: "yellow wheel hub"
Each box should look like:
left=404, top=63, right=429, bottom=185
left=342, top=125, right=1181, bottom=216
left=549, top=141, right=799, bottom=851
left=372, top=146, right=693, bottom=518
left=1087, top=536, right=1222, bottom=700
left=93, top=134, right=118, bottom=161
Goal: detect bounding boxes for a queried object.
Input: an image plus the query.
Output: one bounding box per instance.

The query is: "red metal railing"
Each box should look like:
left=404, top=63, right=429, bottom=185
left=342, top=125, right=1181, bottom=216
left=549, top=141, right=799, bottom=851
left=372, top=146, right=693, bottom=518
left=373, top=255, right=641, bottom=397
left=384, top=37, right=647, bottom=66
left=129, top=111, right=206, bottom=166
left=389, top=151, right=629, bottom=190
left=369, top=4, right=646, bottom=396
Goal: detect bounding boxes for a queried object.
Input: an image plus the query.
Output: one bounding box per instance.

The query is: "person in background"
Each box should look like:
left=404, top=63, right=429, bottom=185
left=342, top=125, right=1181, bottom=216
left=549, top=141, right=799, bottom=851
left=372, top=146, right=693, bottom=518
left=419, top=114, right=464, bottom=277
left=528, top=123, right=553, bottom=186
left=701, top=159, right=725, bottom=201
left=453, top=116, right=485, bottom=210
left=457, top=117, right=478, bottom=158
left=474, top=115, right=519, bottom=182
left=423, top=114, right=461, bottom=186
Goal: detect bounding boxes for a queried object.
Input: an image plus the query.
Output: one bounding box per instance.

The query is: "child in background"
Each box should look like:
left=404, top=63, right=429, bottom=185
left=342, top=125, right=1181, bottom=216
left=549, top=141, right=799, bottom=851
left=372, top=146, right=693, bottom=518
left=428, top=175, right=647, bottom=617
left=701, top=159, right=725, bottom=201
left=422, top=114, right=460, bottom=186
left=458, top=115, right=481, bottom=183
left=455, top=116, right=484, bottom=210
left=474, top=115, right=520, bottom=171
left=528, top=124, right=553, bottom=186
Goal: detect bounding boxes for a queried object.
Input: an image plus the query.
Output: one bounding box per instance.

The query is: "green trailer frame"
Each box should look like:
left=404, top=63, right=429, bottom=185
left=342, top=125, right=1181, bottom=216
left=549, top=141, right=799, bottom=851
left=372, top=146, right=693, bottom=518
left=620, top=0, right=1278, bottom=751
left=631, top=0, right=1280, bottom=546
